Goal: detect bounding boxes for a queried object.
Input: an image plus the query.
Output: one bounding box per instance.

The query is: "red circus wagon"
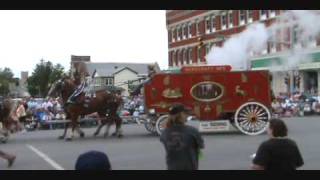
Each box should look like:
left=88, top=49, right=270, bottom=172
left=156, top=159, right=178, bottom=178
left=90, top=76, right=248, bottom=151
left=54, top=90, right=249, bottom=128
left=142, top=65, right=272, bottom=136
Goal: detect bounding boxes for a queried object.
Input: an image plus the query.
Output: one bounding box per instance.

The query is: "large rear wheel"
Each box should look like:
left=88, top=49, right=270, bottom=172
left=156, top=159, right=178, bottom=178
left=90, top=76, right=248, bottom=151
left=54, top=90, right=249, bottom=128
left=144, top=116, right=158, bottom=135
left=234, top=102, right=271, bottom=136
left=155, top=115, right=169, bottom=136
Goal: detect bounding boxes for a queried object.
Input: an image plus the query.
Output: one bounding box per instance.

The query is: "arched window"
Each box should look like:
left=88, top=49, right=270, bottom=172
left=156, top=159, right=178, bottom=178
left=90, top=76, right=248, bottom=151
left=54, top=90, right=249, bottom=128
left=188, top=48, right=193, bottom=64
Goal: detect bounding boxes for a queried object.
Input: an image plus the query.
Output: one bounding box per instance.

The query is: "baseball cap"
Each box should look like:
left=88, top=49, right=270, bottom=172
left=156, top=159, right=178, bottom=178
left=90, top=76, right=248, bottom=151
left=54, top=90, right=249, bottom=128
left=75, top=151, right=111, bottom=170
left=169, top=103, right=192, bottom=115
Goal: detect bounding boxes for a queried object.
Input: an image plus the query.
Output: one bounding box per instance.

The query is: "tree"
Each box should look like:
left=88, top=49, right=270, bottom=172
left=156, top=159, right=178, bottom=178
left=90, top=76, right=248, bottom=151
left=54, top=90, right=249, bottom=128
left=27, top=59, right=65, bottom=97
left=0, top=67, right=15, bottom=96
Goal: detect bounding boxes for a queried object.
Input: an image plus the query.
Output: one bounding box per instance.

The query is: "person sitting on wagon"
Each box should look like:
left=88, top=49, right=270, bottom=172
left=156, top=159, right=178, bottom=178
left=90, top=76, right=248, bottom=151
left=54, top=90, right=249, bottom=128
left=130, top=64, right=158, bottom=96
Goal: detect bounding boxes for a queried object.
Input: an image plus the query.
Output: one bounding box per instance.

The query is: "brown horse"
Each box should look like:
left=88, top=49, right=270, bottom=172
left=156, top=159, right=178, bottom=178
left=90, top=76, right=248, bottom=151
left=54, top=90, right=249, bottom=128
left=47, top=76, right=123, bottom=141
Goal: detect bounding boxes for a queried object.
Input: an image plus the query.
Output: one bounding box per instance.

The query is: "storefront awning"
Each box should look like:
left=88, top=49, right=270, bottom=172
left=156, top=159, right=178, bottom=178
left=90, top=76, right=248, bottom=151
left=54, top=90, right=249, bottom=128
left=251, top=50, right=320, bottom=71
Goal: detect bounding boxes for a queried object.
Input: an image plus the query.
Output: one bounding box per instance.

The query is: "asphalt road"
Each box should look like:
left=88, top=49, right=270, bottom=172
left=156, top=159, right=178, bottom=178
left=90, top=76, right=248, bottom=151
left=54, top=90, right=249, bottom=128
left=0, top=116, right=319, bottom=170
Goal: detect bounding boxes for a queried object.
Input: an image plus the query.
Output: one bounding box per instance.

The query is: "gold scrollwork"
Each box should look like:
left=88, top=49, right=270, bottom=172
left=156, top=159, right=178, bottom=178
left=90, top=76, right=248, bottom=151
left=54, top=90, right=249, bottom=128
left=162, top=88, right=183, bottom=98
left=204, top=104, right=212, bottom=113
left=163, top=76, right=170, bottom=86
left=150, top=101, right=171, bottom=109
left=235, top=85, right=247, bottom=96
left=241, top=73, right=248, bottom=83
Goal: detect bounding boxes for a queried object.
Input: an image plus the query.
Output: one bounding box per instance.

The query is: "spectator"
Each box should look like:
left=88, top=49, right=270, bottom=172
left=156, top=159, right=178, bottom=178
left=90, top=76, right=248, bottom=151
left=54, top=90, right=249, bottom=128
left=251, top=118, right=304, bottom=170
left=160, top=103, right=204, bottom=170
left=0, top=150, right=16, bottom=168
left=75, top=151, right=111, bottom=170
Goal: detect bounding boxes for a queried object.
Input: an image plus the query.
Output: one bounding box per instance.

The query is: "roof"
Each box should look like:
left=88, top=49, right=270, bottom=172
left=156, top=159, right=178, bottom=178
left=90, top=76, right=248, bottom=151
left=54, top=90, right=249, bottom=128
left=85, top=62, right=159, bottom=77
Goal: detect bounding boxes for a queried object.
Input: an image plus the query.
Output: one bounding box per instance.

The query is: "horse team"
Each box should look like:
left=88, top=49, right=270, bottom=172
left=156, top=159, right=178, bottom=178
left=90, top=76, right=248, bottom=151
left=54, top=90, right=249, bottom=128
left=0, top=75, right=124, bottom=141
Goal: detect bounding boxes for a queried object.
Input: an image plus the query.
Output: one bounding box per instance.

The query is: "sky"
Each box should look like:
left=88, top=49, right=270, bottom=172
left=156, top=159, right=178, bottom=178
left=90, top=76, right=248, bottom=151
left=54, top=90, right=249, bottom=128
left=0, top=10, right=168, bottom=78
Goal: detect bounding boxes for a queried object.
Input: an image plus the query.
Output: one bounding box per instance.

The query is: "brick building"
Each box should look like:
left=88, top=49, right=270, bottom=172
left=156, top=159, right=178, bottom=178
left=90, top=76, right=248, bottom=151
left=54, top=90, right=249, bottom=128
left=166, top=10, right=320, bottom=96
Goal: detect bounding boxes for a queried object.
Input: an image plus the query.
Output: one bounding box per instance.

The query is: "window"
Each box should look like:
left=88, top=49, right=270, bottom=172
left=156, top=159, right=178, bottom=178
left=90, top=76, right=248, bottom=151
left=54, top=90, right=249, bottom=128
left=247, top=10, right=253, bottom=23
left=184, top=24, right=188, bottom=39
left=269, top=10, right=276, bottom=18
left=176, top=50, right=179, bottom=66
left=188, top=22, right=192, bottom=38
left=239, top=10, right=246, bottom=25
left=197, top=47, right=201, bottom=63
left=270, top=41, right=276, bottom=53
left=260, top=10, right=267, bottom=20
left=205, top=17, right=211, bottom=34
left=188, top=48, right=193, bottom=63
left=308, top=36, right=317, bottom=48
left=211, top=15, right=216, bottom=32
left=172, top=51, right=176, bottom=66
left=221, top=14, right=227, bottom=30
left=228, top=11, right=233, bottom=28
left=177, top=26, right=182, bottom=41
left=106, top=78, right=114, bottom=85
left=183, top=49, right=188, bottom=64
left=172, top=29, right=177, bottom=42
left=206, top=44, right=211, bottom=55
left=196, top=19, right=200, bottom=35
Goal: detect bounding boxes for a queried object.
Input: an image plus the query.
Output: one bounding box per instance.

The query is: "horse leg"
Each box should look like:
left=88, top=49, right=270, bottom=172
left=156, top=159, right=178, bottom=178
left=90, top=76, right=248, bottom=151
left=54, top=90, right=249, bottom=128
left=115, top=115, right=123, bottom=138
left=103, top=116, right=112, bottom=138
left=75, top=116, right=85, bottom=138
left=66, top=116, right=77, bottom=141
left=93, top=114, right=104, bottom=136
left=58, top=122, right=69, bottom=140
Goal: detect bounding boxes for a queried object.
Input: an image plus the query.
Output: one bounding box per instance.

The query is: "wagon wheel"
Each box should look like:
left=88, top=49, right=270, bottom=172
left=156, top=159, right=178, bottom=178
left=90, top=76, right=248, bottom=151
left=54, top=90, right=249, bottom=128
left=234, top=102, right=271, bottom=136
left=144, top=120, right=157, bottom=135
left=155, top=115, right=169, bottom=136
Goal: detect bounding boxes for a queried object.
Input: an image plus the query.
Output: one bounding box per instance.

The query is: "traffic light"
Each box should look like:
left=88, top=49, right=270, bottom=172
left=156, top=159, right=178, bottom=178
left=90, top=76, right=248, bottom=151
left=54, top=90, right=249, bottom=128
left=284, top=76, right=289, bottom=85
left=295, top=76, right=301, bottom=86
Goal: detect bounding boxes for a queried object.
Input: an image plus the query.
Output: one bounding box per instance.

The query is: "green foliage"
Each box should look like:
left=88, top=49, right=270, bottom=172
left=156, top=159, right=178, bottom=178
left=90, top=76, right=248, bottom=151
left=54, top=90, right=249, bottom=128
left=27, top=59, right=65, bottom=97
left=0, top=67, right=15, bottom=96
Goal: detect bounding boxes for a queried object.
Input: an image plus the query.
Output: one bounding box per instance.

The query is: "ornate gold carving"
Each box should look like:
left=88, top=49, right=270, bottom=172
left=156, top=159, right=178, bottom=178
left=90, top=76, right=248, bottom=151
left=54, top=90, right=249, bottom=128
left=216, top=104, right=223, bottom=115
left=235, top=85, right=247, bottom=96
left=162, top=88, right=183, bottom=98
left=194, top=104, right=201, bottom=117
left=203, top=75, right=211, bottom=81
left=241, top=73, right=248, bottom=83
left=151, top=88, right=157, bottom=99
left=204, top=104, right=212, bottom=113
left=163, top=76, right=170, bottom=86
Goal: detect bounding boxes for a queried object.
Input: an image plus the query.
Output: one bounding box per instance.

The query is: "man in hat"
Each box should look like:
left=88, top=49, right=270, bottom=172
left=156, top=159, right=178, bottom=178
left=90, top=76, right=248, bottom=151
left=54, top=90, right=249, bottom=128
left=75, top=150, right=111, bottom=170
left=160, top=103, right=205, bottom=170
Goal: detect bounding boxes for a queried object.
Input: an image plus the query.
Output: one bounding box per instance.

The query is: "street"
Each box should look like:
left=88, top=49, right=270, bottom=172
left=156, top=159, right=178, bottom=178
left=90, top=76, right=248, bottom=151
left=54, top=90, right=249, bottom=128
left=0, top=116, right=319, bottom=170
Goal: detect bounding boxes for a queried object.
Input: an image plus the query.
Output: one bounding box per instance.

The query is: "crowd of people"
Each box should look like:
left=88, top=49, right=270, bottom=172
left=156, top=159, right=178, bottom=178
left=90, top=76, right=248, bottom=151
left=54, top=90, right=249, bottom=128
left=272, top=92, right=320, bottom=118
left=7, top=97, right=66, bottom=132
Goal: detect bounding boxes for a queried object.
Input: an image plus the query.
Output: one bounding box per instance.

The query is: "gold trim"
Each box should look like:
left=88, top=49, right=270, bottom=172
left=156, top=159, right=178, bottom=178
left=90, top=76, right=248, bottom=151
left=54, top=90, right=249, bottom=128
left=162, top=88, right=183, bottom=99
left=190, top=81, right=224, bottom=102
left=150, top=101, right=171, bottom=109
left=241, top=73, right=248, bottom=83
left=235, top=85, right=247, bottom=96
left=216, top=104, right=223, bottom=114
left=163, top=76, right=170, bottom=86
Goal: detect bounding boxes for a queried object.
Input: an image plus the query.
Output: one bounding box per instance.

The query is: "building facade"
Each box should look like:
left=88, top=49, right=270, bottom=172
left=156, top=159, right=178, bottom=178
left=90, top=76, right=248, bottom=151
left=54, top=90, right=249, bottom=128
left=166, top=10, right=320, bottom=96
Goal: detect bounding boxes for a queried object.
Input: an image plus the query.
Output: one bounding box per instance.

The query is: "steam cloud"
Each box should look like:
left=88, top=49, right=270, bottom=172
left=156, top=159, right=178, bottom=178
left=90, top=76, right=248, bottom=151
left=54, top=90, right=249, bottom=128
left=206, top=10, right=320, bottom=72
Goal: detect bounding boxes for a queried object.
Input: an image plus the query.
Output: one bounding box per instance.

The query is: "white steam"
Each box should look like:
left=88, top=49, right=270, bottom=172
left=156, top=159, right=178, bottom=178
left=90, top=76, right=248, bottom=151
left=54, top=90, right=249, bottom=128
left=206, top=23, right=269, bottom=70
left=206, top=10, right=320, bottom=72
